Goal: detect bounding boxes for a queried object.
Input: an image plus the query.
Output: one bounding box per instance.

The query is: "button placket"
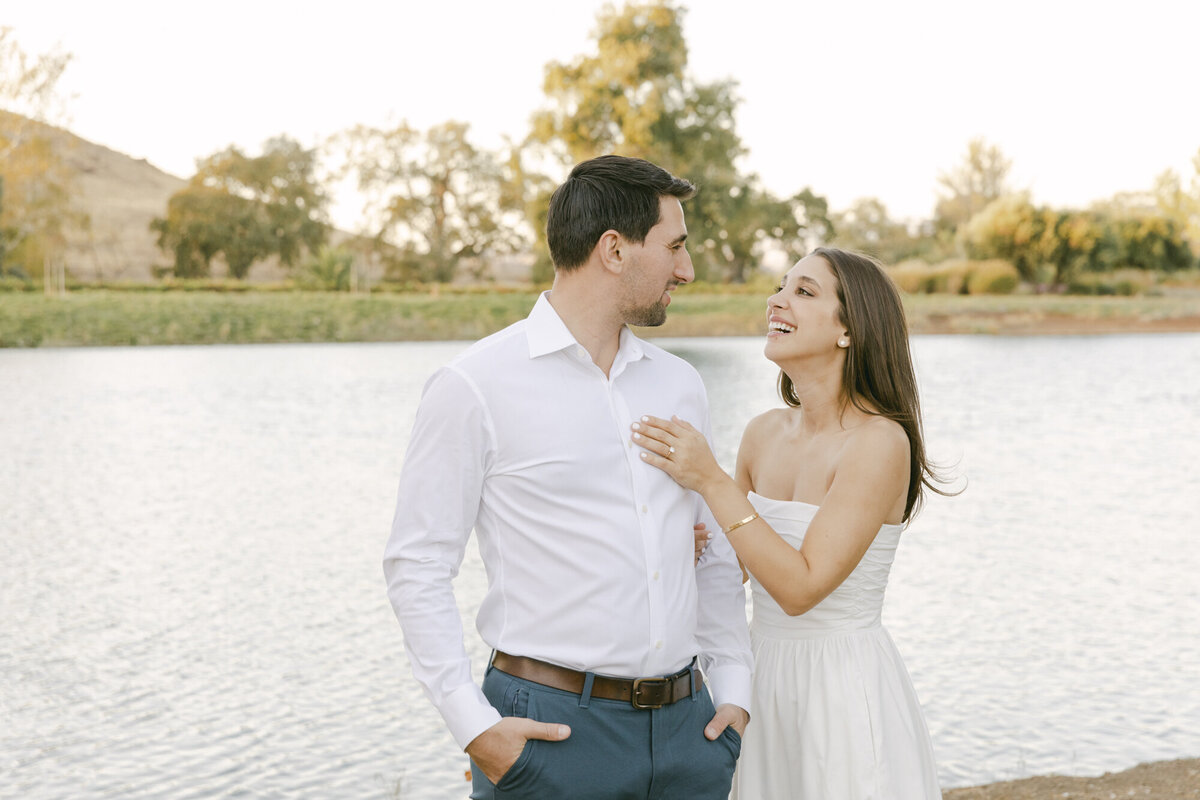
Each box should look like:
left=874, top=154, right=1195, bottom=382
left=608, top=377, right=666, bottom=661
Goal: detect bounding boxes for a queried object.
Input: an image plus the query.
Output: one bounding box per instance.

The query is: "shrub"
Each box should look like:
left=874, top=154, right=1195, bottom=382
left=888, top=260, right=934, bottom=293
left=297, top=246, right=354, bottom=291
left=965, top=260, right=1020, bottom=294
left=889, top=259, right=1018, bottom=295
left=0, top=273, right=33, bottom=292
left=938, top=260, right=975, bottom=294
left=1158, top=268, right=1200, bottom=289
left=1067, top=268, right=1157, bottom=296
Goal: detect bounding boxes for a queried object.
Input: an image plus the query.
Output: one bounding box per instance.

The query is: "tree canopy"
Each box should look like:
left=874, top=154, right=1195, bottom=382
left=935, top=138, right=1012, bottom=233
left=964, top=192, right=1195, bottom=288
left=9, top=10, right=1197, bottom=290
left=331, top=121, right=525, bottom=283
left=530, top=0, right=830, bottom=282
left=0, top=28, right=81, bottom=283
left=152, top=136, right=327, bottom=279
left=829, top=197, right=937, bottom=265
left=1150, top=152, right=1200, bottom=255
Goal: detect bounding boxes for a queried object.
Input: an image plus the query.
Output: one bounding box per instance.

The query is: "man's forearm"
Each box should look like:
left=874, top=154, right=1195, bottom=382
left=383, top=550, right=501, bottom=748
left=384, top=365, right=499, bottom=747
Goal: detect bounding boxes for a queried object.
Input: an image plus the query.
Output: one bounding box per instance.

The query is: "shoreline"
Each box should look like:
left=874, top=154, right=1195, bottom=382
left=906, top=310, right=1200, bottom=337
left=2, top=290, right=1199, bottom=347
left=943, top=757, right=1200, bottom=799
left=651, top=310, right=1200, bottom=339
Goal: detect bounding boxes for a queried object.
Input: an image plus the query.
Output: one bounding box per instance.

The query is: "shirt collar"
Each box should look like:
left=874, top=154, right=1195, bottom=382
left=525, top=291, right=653, bottom=365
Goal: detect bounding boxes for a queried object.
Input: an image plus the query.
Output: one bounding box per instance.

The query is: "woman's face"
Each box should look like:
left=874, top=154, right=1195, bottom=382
left=763, top=254, right=848, bottom=366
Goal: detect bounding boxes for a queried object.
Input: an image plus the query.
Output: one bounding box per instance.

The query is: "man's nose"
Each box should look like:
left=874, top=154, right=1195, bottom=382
left=675, top=251, right=695, bottom=284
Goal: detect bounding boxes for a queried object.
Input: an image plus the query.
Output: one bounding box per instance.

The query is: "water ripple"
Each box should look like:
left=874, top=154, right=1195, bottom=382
left=2, top=336, right=1198, bottom=798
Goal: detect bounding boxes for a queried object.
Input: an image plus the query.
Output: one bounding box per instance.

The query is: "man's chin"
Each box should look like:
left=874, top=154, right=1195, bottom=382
left=625, top=304, right=668, bottom=328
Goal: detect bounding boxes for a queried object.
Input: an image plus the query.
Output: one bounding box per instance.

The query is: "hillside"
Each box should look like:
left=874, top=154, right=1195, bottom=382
left=61, top=128, right=185, bottom=282
left=1, top=110, right=188, bottom=282
left=0, top=114, right=536, bottom=285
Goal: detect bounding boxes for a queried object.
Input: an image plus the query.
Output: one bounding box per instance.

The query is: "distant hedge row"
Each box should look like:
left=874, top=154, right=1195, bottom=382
left=889, top=259, right=1020, bottom=295
left=887, top=259, right=1198, bottom=296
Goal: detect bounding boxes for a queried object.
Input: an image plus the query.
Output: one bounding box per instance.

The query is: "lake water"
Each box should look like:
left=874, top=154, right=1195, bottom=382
left=2, top=334, right=1198, bottom=799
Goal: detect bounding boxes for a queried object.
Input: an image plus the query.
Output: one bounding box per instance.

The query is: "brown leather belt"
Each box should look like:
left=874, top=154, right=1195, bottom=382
left=492, top=651, right=702, bottom=710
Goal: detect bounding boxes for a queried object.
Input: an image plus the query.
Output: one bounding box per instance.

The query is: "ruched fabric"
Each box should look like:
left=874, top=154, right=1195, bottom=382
left=730, top=493, right=940, bottom=800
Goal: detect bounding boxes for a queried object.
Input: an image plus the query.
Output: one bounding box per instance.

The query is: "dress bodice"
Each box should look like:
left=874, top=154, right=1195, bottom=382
left=731, top=494, right=940, bottom=799
left=746, top=491, right=903, bottom=638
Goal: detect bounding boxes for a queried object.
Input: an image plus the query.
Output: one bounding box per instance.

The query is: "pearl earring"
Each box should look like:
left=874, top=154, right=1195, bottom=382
left=838, top=337, right=849, bottom=348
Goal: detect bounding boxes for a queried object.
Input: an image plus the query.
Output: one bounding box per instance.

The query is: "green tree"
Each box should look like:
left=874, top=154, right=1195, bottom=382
left=935, top=138, right=1012, bottom=234
left=1151, top=152, right=1200, bottom=256
left=530, top=1, right=829, bottom=282
left=961, top=193, right=1048, bottom=283
left=0, top=28, right=81, bottom=286
left=829, top=197, right=936, bottom=265
left=152, top=136, right=327, bottom=279
left=501, top=138, right=559, bottom=285
left=0, top=178, right=7, bottom=271
left=0, top=27, right=71, bottom=122
left=1039, top=209, right=1109, bottom=285
left=964, top=193, right=1193, bottom=287
left=968, top=199, right=1107, bottom=288
left=333, top=121, right=525, bottom=283
left=1107, top=213, right=1195, bottom=272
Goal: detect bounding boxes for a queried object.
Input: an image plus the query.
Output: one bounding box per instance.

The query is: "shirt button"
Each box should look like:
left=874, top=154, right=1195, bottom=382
left=640, top=505, right=648, bottom=514
left=653, top=571, right=660, bottom=580
left=655, top=640, right=663, bottom=649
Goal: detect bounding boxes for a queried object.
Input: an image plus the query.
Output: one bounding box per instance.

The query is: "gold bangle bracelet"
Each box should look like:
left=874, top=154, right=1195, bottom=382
left=723, top=512, right=760, bottom=534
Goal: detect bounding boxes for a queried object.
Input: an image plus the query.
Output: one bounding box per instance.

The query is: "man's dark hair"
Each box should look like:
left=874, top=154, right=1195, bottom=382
left=546, top=154, right=696, bottom=271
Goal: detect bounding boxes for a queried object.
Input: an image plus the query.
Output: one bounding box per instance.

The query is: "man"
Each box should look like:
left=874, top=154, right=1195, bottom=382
left=383, top=154, right=752, bottom=799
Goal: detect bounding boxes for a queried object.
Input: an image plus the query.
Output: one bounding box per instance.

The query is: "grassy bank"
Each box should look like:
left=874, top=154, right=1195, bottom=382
left=2, top=289, right=1199, bottom=347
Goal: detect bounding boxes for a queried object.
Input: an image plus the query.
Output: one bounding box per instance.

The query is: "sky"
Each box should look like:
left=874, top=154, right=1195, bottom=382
left=6, top=0, right=1200, bottom=227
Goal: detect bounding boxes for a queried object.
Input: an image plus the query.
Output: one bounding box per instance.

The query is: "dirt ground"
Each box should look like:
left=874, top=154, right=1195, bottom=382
left=944, top=758, right=1200, bottom=799
left=908, top=311, right=1200, bottom=336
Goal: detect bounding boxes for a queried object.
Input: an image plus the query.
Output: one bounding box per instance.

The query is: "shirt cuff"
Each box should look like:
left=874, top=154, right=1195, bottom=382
left=704, top=663, right=752, bottom=715
left=440, top=681, right=504, bottom=751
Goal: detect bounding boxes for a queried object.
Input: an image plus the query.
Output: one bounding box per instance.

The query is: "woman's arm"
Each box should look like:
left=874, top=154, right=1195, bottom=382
left=691, top=416, right=759, bottom=567
left=634, top=415, right=908, bottom=615
left=729, top=420, right=758, bottom=583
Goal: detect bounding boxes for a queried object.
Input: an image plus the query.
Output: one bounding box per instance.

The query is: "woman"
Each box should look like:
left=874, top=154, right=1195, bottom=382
left=632, top=248, right=947, bottom=799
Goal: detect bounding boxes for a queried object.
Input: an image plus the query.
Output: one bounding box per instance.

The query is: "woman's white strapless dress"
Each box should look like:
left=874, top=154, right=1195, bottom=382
left=729, top=492, right=940, bottom=800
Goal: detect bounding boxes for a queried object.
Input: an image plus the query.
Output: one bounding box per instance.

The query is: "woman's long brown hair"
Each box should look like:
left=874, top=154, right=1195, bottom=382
left=777, top=247, right=953, bottom=521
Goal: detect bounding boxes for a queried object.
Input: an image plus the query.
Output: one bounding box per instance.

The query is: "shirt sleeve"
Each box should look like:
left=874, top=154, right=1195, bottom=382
left=692, top=402, right=754, bottom=713
left=382, top=366, right=502, bottom=749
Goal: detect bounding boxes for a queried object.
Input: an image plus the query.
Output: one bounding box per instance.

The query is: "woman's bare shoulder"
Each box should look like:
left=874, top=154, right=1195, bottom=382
left=844, top=414, right=909, bottom=462
left=744, top=407, right=792, bottom=438
left=737, top=408, right=790, bottom=463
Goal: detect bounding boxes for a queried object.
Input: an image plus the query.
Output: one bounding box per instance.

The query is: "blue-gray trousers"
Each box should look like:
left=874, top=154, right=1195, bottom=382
left=470, top=664, right=741, bottom=799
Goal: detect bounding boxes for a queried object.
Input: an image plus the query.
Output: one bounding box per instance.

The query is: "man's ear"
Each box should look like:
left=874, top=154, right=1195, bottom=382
left=597, top=230, right=624, bottom=275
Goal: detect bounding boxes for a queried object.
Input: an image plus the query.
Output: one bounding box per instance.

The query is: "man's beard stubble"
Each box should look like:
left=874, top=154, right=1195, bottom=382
left=620, top=268, right=674, bottom=328
left=623, top=299, right=669, bottom=328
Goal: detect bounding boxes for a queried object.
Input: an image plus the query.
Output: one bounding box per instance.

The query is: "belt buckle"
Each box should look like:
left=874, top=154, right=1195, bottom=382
left=631, top=677, right=670, bottom=709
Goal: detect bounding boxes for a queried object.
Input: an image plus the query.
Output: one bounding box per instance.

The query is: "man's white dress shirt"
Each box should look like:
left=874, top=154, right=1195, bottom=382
left=383, top=292, right=752, bottom=749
